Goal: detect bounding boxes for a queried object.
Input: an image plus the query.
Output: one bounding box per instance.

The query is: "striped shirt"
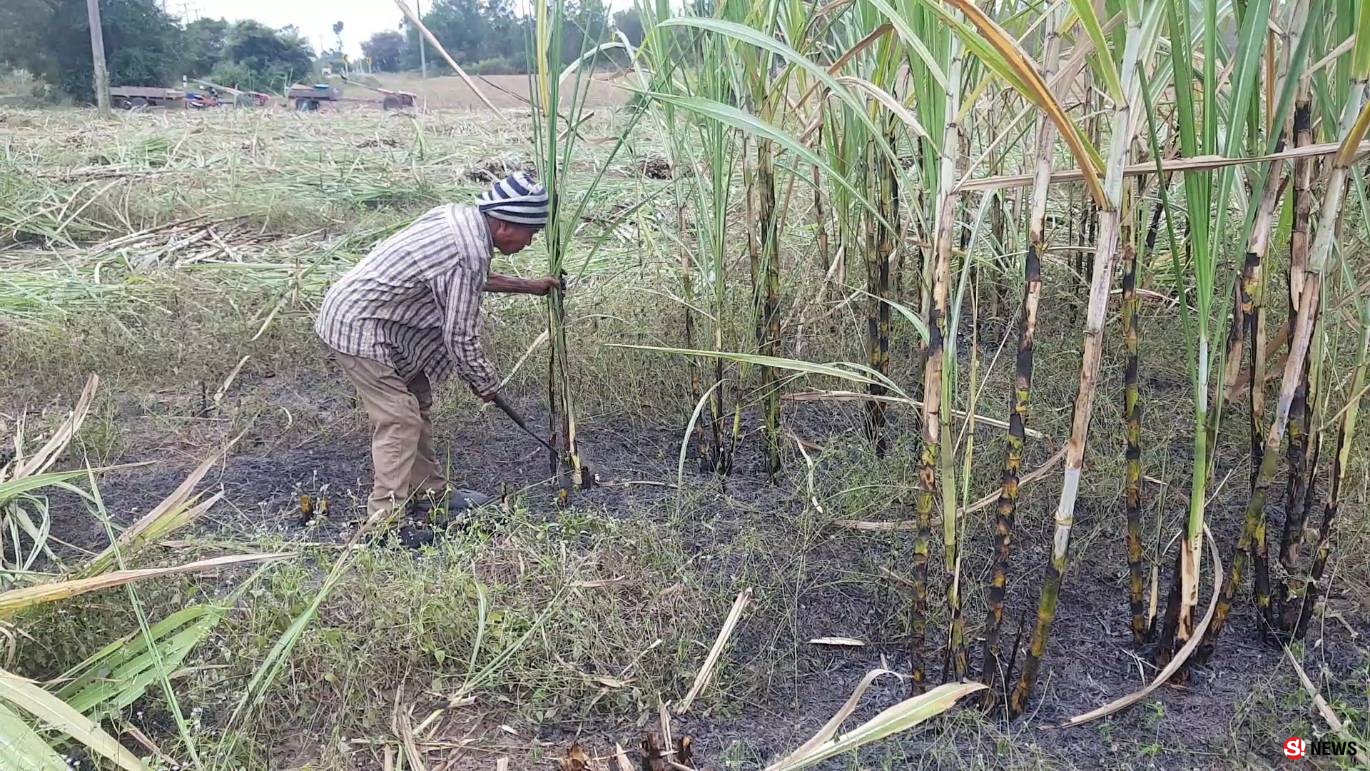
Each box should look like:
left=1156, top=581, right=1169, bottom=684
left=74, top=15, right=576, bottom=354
left=315, top=204, right=499, bottom=395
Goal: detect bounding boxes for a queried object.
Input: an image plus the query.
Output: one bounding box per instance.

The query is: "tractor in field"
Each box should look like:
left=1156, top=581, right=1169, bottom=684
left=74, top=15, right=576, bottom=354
left=187, top=79, right=271, bottom=107
left=109, top=86, right=186, bottom=110
left=287, top=79, right=417, bottom=111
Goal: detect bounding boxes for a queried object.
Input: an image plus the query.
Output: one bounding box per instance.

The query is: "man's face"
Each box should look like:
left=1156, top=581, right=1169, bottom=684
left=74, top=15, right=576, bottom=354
left=490, top=219, right=538, bottom=255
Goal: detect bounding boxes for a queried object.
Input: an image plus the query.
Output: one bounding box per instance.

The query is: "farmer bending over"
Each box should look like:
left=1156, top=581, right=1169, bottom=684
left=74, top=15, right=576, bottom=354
left=316, top=173, right=558, bottom=534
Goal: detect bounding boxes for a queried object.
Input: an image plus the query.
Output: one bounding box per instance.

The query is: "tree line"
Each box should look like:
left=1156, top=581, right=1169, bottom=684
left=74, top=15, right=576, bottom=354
left=1, top=0, right=315, bottom=98
left=0, top=0, right=645, bottom=103
left=365, top=0, right=639, bottom=75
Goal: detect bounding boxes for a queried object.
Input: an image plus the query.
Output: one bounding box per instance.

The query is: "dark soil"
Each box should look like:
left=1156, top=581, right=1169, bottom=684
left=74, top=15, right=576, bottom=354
left=46, top=391, right=1369, bottom=770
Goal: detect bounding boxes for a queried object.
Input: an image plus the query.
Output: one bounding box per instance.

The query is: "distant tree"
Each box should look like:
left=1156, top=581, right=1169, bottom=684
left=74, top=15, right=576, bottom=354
left=362, top=31, right=405, bottom=72
left=563, top=0, right=610, bottom=64
left=46, top=0, right=183, bottom=99
left=402, top=0, right=527, bottom=72
left=183, top=17, right=230, bottom=78
left=332, top=20, right=344, bottom=54
left=0, top=0, right=55, bottom=79
left=222, top=20, right=315, bottom=90
left=611, top=7, right=645, bottom=48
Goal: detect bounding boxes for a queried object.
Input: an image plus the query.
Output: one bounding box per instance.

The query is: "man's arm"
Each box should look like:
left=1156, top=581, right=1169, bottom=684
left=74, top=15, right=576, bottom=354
left=432, top=266, right=500, bottom=400
left=484, top=273, right=561, bottom=295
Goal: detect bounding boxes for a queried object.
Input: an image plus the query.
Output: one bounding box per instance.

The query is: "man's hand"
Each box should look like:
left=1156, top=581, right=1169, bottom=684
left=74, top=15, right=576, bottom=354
left=483, top=273, right=567, bottom=295
left=531, top=275, right=564, bottom=296
left=474, top=386, right=497, bottom=403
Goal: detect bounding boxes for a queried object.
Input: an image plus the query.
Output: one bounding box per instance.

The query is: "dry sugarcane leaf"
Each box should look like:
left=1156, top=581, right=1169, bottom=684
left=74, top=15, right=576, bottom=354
left=808, top=637, right=865, bottom=647
left=772, top=669, right=898, bottom=763
left=782, top=390, right=1043, bottom=438
left=613, top=743, right=633, bottom=771
left=1284, top=644, right=1346, bottom=733
left=85, top=435, right=243, bottom=574
left=560, top=741, right=593, bottom=771
left=0, top=553, right=290, bottom=618
left=958, top=140, right=1370, bottom=193
left=1061, top=526, right=1223, bottom=727
left=677, top=588, right=752, bottom=714
left=831, top=520, right=918, bottom=532
left=10, top=373, right=98, bottom=480
left=831, top=445, right=1065, bottom=534
left=390, top=0, right=504, bottom=117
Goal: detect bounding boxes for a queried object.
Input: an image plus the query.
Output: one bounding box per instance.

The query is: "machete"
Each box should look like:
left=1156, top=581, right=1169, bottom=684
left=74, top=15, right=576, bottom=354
left=491, top=393, right=558, bottom=455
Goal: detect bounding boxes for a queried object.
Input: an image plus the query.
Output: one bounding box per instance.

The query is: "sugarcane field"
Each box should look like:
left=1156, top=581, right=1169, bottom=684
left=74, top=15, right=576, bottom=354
left=5, top=0, right=1370, bottom=768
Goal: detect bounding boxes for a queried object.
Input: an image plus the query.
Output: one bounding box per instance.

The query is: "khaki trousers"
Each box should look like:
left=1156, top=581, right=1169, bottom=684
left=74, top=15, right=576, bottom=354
left=336, top=353, right=449, bottom=517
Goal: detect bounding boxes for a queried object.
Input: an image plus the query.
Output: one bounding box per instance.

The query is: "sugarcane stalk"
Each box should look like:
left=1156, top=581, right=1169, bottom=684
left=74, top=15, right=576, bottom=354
left=1010, top=3, right=1160, bottom=718
left=864, top=118, right=896, bottom=456
left=912, top=118, right=960, bottom=694
left=1294, top=305, right=1369, bottom=636
left=755, top=139, right=782, bottom=481
left=944, top=121, right=970, bottom=682
left=1121, top=199, right=1151, bottom=646
left=1201, top=49, right=1369, bottom=655
left=982, top=0, right=1063, bottom=704
left=814, top=124, right=830, bottom=277
left=1193, top=167, right=1289, bottom=659
left=1281, top=321, right=1326, bottom=632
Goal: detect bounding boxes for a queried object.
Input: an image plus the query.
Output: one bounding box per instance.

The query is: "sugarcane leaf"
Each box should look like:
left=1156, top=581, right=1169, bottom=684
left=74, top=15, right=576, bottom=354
left=8, top=374, right=97, bottom=480
left=765, top=681, right=984, bottom=770
left=676, top=380, right=726, bottom=493
left=640, top=93, right=893, bottom=232
left=613, top=343, right=870, bottom=382
left=834, top=75, right=929, bottom=139
left=861, top=0, right=949, bottom=89
left=0, top=669, right=145, bottom=771
left=55, top=604, right=222, bottom=720
left=1065, top=0, right=1124, bottom=102
left=558, top=41, right=626, bottom=87
left=847, top=286, right=929, bottom=342
left=1352, top=0, right=1370, bottom=80
left=660, top=17, right=903, bottom=158
left=932, top=0, right=1106, bottom=206
left=0, top=702, right=67, bottom=770
left=0, top=471, right=93, bottom=506
left=0, top=553, right=289, bottom=618
left=1333, top=97, right=1370, bottom=167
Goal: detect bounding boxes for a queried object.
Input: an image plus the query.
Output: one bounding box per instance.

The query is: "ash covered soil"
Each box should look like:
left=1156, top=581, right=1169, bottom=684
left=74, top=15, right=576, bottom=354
left=48, top=390, right=1369, bottom=770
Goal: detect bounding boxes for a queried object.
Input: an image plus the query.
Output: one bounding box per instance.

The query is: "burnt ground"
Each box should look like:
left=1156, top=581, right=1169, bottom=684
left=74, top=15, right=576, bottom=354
left=44, top=388, right=1370, bottom=770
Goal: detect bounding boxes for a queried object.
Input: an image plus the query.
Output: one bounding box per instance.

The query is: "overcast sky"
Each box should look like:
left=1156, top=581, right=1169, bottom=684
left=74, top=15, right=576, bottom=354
left=194, top=0, right=631, bottom=59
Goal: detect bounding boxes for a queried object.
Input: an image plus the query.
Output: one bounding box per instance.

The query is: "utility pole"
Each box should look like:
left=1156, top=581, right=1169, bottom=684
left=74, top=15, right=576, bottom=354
left=416, top=0, right=427, bottom=79
left=86, top=0, right=111, bottom=116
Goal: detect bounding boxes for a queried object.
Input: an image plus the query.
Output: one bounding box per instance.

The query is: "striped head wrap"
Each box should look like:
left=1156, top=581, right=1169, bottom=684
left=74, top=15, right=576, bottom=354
left=476, top=172, right=549, bottom=228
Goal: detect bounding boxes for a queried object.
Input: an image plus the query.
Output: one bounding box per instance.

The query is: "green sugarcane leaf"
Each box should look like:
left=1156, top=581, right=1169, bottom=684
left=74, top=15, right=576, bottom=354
left=641, top=93, right=894, bottom=232
left=611, top=344, right=910, bottom=397
left=660, top=18, right=903, bottom=160
left=847, top=286, right=930, bottom=342
left=0, top=471, right=93, bottom=505
left=0, top=702, right=66, bottom=771
left=1353, top=0, right=1370, bottom=79
left=1065, top=0, right=1124, bottom=102
left=58, top=605, right=219, bottom=718
left=861, top=0, right=949, bottom=89
left=766, top=681, right=985, bottom=770
left=677, top=380, right=726, bottom=492
left=56, top=605, right=212, bottom=692
left=0, top=669, right=145, bottom=771
left=558, top=41, right=626, bottom=87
